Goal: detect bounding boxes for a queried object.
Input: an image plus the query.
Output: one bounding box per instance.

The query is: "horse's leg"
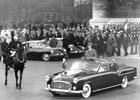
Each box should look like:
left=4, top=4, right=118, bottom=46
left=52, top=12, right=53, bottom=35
left=5, top=65, right=8, bottom=85
left=14, top=69, right=18, bottom=89
left=19, top=68, right=23, bottom=89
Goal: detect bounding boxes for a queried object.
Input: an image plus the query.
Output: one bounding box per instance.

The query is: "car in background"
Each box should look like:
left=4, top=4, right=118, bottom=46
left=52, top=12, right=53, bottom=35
left=45, top=57, right=137, bottom=98
left=67, top=45, right=85, bottom=58
left=24, top=40, right=67, bottom=61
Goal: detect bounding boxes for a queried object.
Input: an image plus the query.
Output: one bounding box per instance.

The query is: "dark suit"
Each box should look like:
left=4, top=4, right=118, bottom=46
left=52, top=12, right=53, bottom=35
left=1, top=40, right=10, bottom=63
left=123, top=35, right=130, bottom=56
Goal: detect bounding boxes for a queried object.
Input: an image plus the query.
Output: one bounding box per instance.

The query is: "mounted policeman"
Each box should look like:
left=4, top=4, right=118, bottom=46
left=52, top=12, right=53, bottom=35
left=1, top=30, right=27, bottom=89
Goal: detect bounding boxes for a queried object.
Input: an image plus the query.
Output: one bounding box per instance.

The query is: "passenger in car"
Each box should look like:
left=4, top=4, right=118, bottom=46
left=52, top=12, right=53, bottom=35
left=109, top=63, right=119, bottom=71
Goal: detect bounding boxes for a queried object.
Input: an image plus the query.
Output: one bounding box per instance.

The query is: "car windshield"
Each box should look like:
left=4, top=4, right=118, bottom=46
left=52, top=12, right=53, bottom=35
left=70, top=61, right=100, bottom=72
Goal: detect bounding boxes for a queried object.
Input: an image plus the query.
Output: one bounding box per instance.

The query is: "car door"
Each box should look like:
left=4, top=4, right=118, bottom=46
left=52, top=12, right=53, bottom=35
left=92, top=64, right=121, bottom=90
left=99, top=64, right=121, bottom=87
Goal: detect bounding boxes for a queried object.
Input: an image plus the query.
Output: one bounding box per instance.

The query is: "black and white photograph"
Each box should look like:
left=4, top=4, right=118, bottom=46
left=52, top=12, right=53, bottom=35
left=0, top=0, right=139, bottom=100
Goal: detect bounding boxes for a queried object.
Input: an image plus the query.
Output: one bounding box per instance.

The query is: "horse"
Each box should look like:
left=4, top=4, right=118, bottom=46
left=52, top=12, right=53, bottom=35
left=4, top=43, right=27, bottom=89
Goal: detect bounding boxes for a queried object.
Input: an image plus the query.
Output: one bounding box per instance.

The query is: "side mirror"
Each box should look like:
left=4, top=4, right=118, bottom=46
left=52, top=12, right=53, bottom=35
left=62, top=58, right=67, bottom=71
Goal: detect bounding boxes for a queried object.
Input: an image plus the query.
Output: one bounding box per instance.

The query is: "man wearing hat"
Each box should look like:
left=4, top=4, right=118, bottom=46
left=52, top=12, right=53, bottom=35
left=1, top=36, right=10, bottom=63
left=8, top=33, right=23, bottom=59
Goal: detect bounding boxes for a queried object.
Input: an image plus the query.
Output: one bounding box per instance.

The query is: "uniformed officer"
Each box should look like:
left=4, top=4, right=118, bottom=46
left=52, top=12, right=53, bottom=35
left=116, top=31, right=123, bottom=56
left=133, top=28, right=139, bottom=54
left=130, top=28, right=138, bottom=54
left=1, top=37, right=10, bottom=63
left=122, top=33, right=130, bottom=56
left=9, top=36, right=22, bottom=52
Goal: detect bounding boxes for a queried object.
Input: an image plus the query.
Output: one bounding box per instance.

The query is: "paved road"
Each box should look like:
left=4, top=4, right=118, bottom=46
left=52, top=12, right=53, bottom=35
left=0, top=56, right=140, bottom=100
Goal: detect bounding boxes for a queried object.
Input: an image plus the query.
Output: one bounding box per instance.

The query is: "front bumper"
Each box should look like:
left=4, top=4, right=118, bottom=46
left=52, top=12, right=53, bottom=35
left=45, top=85, right=83, bottom=94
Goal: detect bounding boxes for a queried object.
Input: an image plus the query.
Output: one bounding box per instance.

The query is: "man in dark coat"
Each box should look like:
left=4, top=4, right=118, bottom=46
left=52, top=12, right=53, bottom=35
left=1, top=38, right=10, bottom=63
left=9, top=36, right=22, bottom=51
left=130, top=30, right=135, bottom=54
left=122, top=33, right=130, bottom=56
left=77, top=32, right=84, bottom=46
left=116, top=32, right=123, bottom=56
left=101, top=32, right=108, bottom=57
left=49, top=35, right=58, bottom=48
left=63, top=32, right=69, bottom=50
left=94, top=32, right=102, bottom=58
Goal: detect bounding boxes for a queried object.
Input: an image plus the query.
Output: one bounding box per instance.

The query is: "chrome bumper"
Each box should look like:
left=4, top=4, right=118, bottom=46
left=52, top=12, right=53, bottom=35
left=45, top=85, right=83, bottom=94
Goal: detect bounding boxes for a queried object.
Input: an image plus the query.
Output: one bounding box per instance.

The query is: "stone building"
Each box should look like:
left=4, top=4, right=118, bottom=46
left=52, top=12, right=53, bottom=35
left=0, top=0, right=74, bottom=26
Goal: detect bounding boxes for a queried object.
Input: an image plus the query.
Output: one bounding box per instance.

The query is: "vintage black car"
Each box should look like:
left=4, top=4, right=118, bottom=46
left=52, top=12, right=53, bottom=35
left=45, top=57, right=137, bottom=98
left=24, top=40, right=67, bottom=61
left=67, top=45, right=85, bottom=58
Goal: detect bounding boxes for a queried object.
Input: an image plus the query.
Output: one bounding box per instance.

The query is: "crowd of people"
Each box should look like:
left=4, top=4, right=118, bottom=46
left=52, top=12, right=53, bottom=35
left=0, top=22, right=140, bottom=59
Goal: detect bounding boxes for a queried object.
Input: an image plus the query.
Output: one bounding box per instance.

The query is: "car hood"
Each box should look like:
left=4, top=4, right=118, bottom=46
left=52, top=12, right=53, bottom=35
left=52, top=70, right=96, bottom=82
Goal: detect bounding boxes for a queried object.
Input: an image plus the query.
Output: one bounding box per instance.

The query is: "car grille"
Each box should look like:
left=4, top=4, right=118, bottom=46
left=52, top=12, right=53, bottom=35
left=51, top=81, right=72, bottom=90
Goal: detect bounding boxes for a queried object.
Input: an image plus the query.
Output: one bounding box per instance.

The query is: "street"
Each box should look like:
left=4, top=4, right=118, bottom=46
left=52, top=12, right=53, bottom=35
left=0, top=56, right=140, bottom=100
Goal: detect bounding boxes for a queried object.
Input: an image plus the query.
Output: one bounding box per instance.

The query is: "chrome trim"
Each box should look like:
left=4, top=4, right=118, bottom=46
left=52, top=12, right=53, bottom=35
left=45, top=85, right=82, bottom=94
left=70, top=52, right=81, bottom=54
left=119, top=71, right=135, bottom=76
left=120, top=68, right=134, bottom=72
left=79, top=72, right=117, bottom=81
left=92, top=84, right=122, bottom=92
left=52, top=80, right=71, bottom=85
left=79, top=68, right=135, bottom=81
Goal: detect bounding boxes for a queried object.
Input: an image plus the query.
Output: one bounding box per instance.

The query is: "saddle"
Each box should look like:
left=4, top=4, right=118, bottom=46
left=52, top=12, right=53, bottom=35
left=13, top=50, right=27, bottom=64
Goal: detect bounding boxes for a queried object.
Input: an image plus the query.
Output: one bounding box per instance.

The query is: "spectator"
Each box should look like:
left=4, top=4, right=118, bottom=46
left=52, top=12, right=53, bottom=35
left=122, top=33, right=130, bottom=56
left=49, top=35, right=58, bottom=48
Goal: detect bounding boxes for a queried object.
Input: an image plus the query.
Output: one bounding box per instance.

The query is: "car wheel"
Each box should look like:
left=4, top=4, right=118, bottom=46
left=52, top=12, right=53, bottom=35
left=121, top=76, right=128, bottom=88
left=42, top=53, right=50, bottom=61
left=82, top=84, right=92, bottom=98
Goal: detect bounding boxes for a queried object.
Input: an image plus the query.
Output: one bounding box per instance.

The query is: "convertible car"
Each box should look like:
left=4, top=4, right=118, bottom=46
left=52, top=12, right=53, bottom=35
left=24, top=40, right=67, bottom=61
left=45, top=57, right=137, bottom=98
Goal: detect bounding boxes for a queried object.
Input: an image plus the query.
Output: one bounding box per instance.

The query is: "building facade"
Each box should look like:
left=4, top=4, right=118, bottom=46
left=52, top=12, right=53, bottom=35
left=0, top=0, right=74, bottom=27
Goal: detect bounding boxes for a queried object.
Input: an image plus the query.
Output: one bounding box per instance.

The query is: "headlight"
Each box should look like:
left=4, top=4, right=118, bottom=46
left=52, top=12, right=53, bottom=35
left=51, top=50, right=54, bottom=54
left=45, top=75, right=50, bottom=82
left=73, top=78, right=78, bottom=84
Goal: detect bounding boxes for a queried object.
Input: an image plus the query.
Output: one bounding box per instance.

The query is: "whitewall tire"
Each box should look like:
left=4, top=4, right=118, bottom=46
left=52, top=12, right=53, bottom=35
left=82, top=84, right=92, bottom=98
left=42, top=53, right=50, bottom=61
left=121, top=76, right=128, bottom=88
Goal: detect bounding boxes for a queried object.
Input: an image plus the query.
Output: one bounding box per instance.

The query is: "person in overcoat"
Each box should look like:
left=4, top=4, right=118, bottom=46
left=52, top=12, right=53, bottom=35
left=122, top=33, right=130, bottom=56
